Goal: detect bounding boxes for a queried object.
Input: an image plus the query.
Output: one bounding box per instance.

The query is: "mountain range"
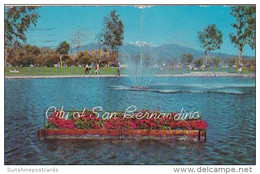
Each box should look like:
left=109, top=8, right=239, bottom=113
left=72, top=41, right=254, bottom=60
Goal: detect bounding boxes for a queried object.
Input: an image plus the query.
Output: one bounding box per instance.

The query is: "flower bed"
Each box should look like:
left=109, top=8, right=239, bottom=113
left=39, top=110, right=208, bottom=142
left=45, top=111, right=208, bottom=131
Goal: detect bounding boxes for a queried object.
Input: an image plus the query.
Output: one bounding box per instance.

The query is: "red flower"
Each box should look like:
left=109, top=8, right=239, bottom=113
left=46, top=110, right=208, bottom=131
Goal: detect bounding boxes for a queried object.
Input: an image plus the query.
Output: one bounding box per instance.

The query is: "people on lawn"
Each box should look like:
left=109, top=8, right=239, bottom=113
left=85, top=64, right=91, bottom=74
left=95, top=63, right=100, bottom=75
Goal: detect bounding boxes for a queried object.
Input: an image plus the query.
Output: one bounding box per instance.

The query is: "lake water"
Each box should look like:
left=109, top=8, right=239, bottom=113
left=4, top=77, right=255, bottom=164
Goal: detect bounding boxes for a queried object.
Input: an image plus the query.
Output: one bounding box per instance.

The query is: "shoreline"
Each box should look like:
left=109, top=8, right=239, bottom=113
left=5, top=72, right=255, bottom=79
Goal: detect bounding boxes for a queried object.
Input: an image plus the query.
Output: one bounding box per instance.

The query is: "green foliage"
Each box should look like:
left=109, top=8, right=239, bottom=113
left=6, top=42, right=117, bottom=67
left=75, top=51, right=92, bottom=66
left=249, top=59, right=255, bottom=67
left=56, top=41, right=70, bottom=55
left=44, top=53, right=60, bottom=67
left=73, top=117, right=104, bottom=129
left=198, top=24, right=223, bottom=55
left=45, top=122, right=58, bottom=129
left=98, top=10, right=124, bottom=65
left=230, top=5, right=256, bottom=50
left=172, top=57, right=178, bottom=66
left=181, top=53, right=193, bottom=65
left=228, top=57, right=236, bottom=67
left=74, top=119, right=89, bottom=129
left=194, top=58, right=204, bottom=68
left=230, top=5, right=255, bottom=67
left=7, top=44, right=61, bottom=67
left=101, top=10, right=124, bottom=50
left=4, top=6, right=40, bottom=47
left=9, top=44, right=40, bottom=66
left=213, top=57, right=221, bottom=67
left=207, top=56, right=214, bottom=67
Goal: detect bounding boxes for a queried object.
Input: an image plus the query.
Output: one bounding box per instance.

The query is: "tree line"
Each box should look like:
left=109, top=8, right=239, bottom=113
left=4, top=6, right=255, bottom=70
left=7, top=43, right=120, bottom=67
left=5, top=7, right=124, bottom=67
left=198, top=6, right=255, bottom=69
left=179, top=53, right=255, bottom=69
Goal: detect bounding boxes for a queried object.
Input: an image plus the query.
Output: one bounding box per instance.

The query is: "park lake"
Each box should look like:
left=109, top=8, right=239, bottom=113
left=4, top=76, right=255, bottom=164
left=4, top=5, right=256, bottom=165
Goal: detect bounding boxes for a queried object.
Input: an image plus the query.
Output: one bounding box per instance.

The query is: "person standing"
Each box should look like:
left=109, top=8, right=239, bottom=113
left=117, top=67, right=120, bottom=76
left=95, top=63, right=99, bottom=75
left=85, top=64, right=89, bottom=74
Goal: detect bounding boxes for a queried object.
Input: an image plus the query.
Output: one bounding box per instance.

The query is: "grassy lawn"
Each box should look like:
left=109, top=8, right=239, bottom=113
left=5, top=66, right=255, bottom=76
left=5, top=67, right=121, bottom=76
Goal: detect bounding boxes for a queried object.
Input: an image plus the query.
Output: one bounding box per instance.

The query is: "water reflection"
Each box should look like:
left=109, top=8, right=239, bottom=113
left=5, top=77, right=255, bottom=164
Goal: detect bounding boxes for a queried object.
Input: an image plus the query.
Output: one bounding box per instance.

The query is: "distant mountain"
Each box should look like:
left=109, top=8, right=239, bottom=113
left=71, top=42, right=254, bottom=60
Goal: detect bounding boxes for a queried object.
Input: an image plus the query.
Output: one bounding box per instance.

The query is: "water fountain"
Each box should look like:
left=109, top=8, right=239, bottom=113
left=122, top=6, right=157, bottom=89
left=123, top=52, right=157, bottom=89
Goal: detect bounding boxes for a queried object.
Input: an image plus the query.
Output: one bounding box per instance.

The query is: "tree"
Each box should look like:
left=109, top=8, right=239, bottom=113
left=99, top=10, right=124, bottom=66
left=213, top=57, right=221, bottom=67
left=194, top=58, right=204, bottom=68
left=172, top=57, right=178, bottom=68
left=187, top=54, right=193, bottom=65
left=8, top=44, right=41, bottom=67
left=242, top=58, right=248, bottom=66
left=228, top=57, right=236, bottom=67
left=75, top=51, right=93, bottom=66
left=249, top=59, right=255, bottom=69
left=93, top=49, right=103, bottom=65
left=181, top=54, right=187, bottom=65
left=207, top=56, right=214, bottom=67
left=44, top=53, right=60, bottom=67
left=95, top=33, right=109, bottom=66
left=181, top=53, right=193, bottom=66
left=56, top=41, right=70, bottom=67
left=198, top=24, right=223, bottom=66
left=230, top=5, right=256, bottom=66
left=70, top=26, right=86, bottom=59
left=4, top=6, right=40, bottom=66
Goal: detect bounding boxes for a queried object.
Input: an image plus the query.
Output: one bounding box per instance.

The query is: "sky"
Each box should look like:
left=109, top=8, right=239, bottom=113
left=17, top=5, right=255, bottom=56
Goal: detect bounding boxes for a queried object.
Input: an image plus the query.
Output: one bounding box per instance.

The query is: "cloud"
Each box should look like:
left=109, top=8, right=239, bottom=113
left=30, top=28, right=56, bottom=31
left=134, top=5, right=153, bottom=9
left=40, top=40, right=57, bottom=43
left=199, top=5, right=210, bottom=8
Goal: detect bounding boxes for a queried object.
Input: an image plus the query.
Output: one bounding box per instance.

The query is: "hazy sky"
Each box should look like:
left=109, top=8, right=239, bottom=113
left=21, top=5, right=255, bottom=56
